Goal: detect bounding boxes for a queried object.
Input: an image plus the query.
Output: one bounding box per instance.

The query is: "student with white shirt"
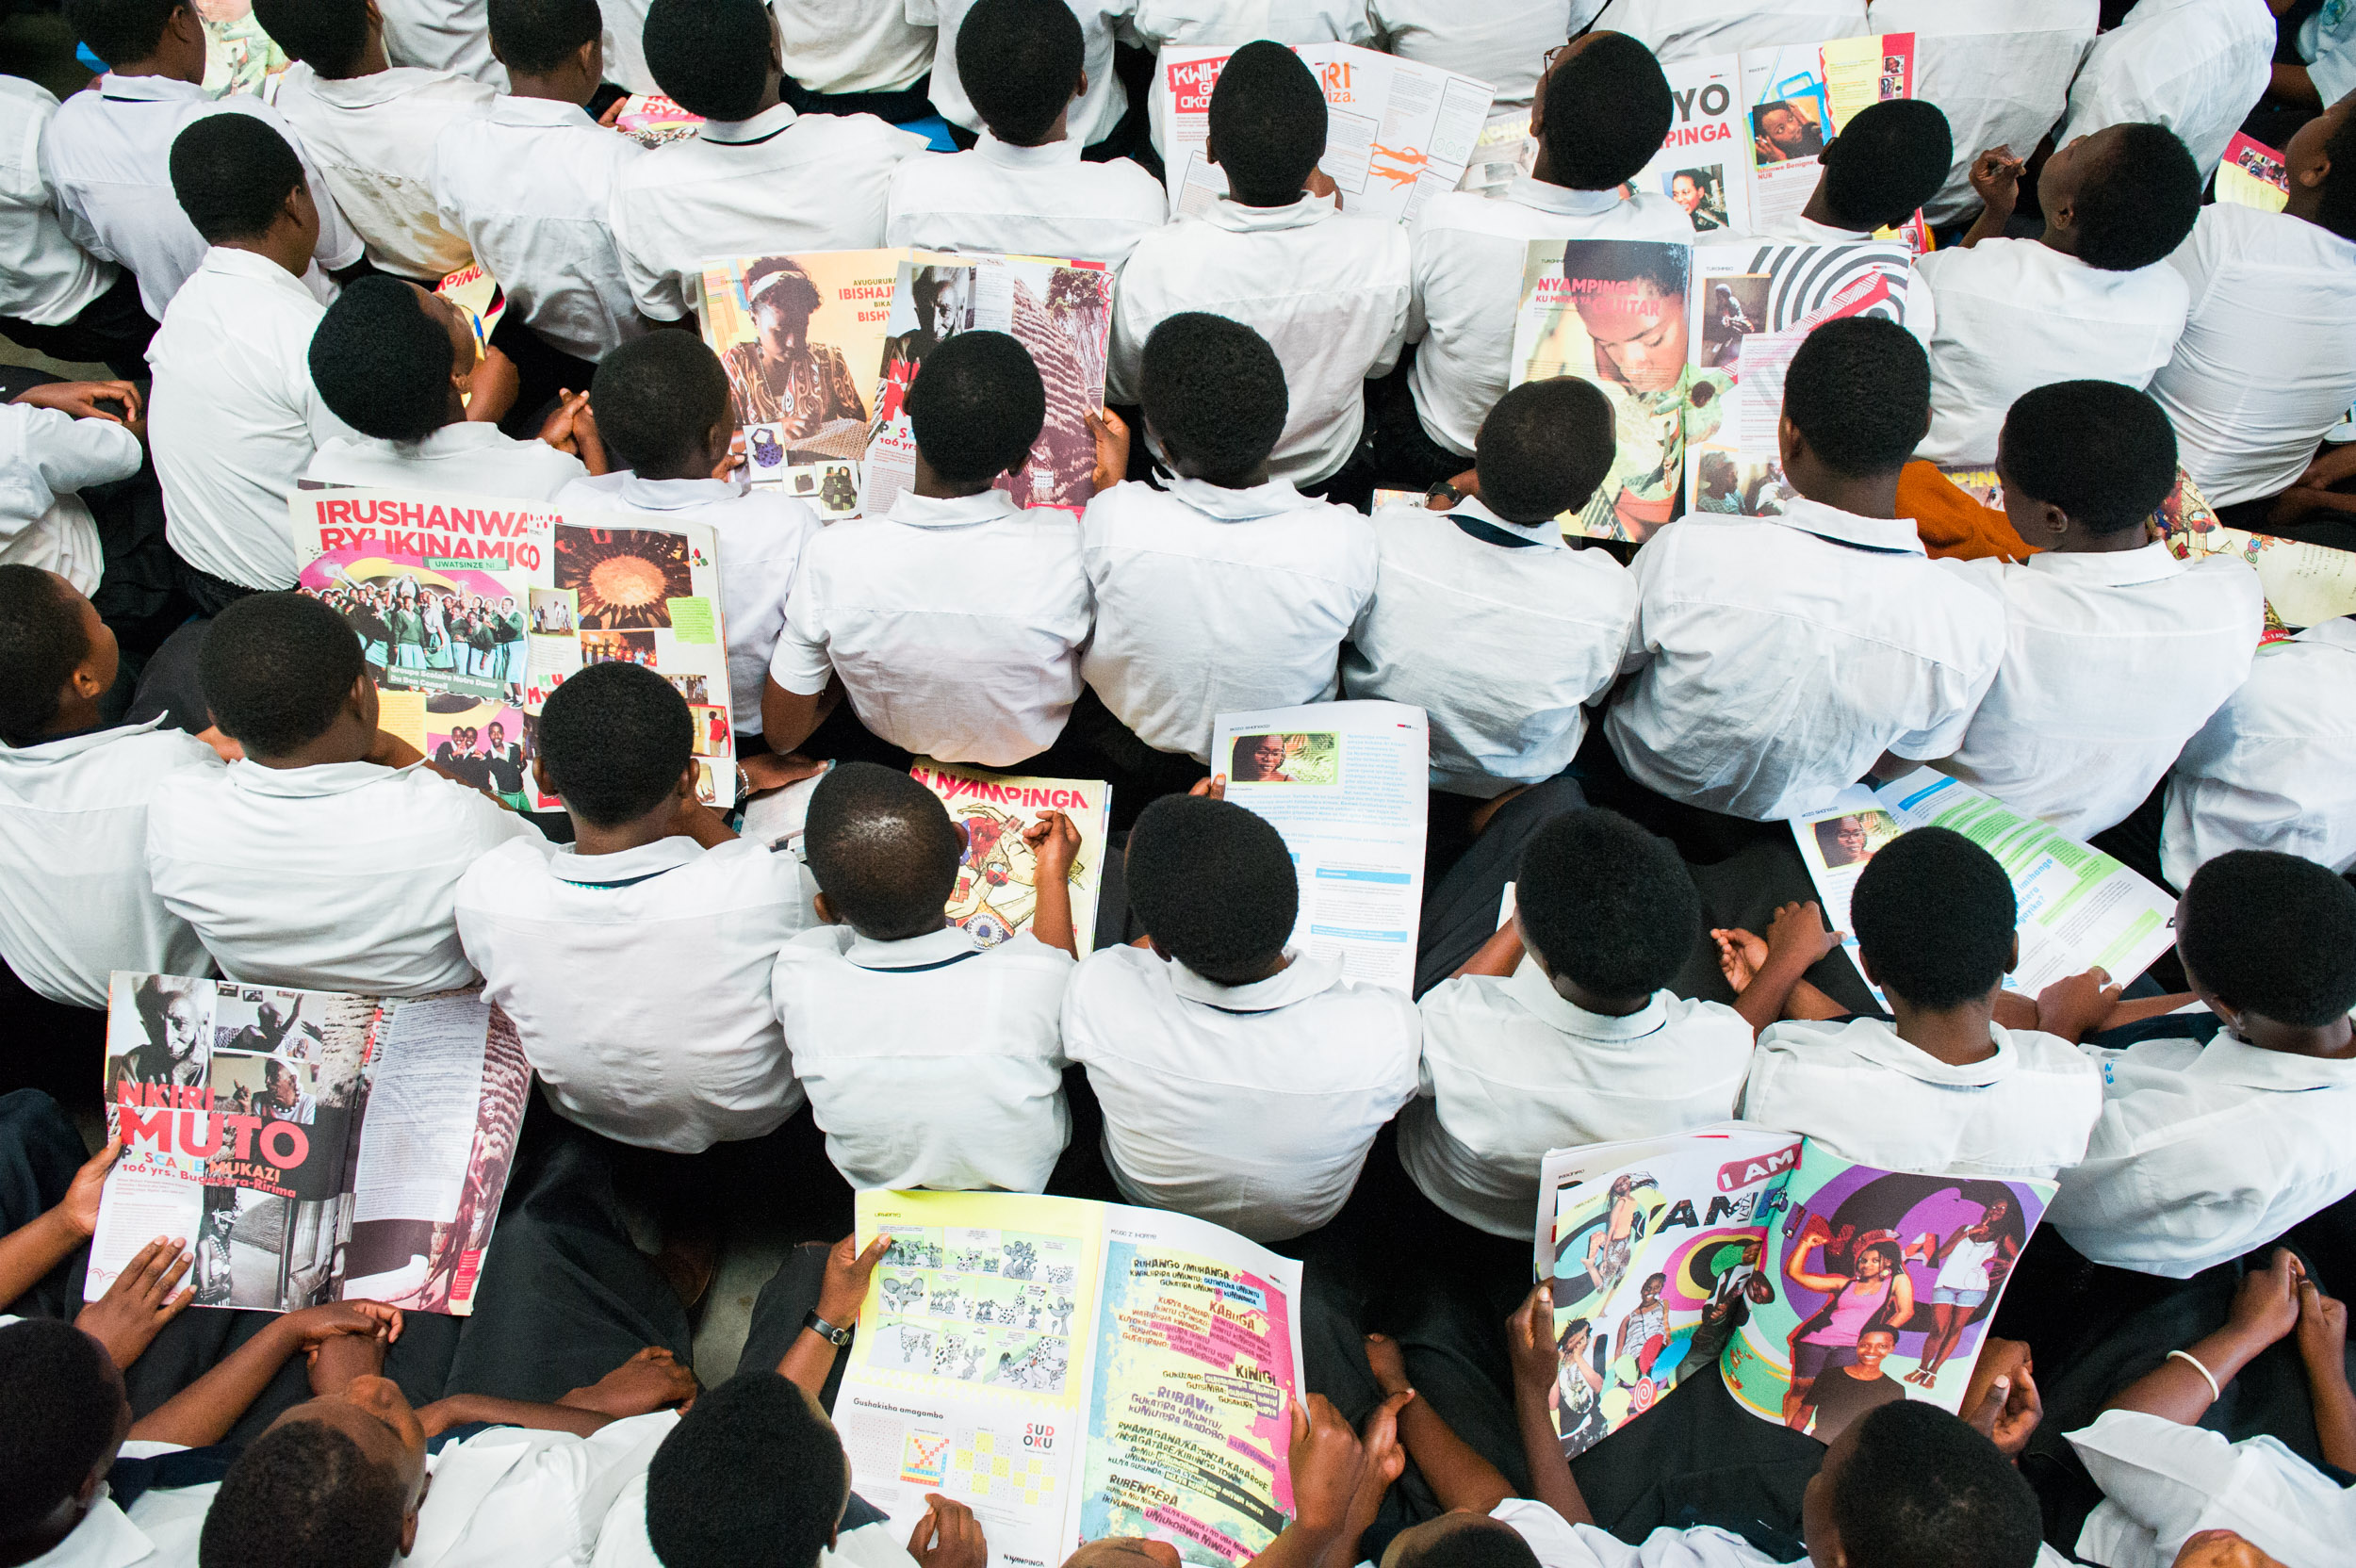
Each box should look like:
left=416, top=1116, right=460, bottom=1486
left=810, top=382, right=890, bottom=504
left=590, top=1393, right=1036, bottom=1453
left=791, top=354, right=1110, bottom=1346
left=0, top=379, right=144, bottom=596
left=1364, top=0, right=1602, bottom=107
left=773, top=762, right=1079, bottom=1193
left=146, top=592, right=539, bottom=996
left=772, top=0, right=939, bottom=118
left=762, top=331, right=1092, bottom=769
left=1754, top=96, right=1952, bottom=247
left=303, top=275, right=598, bottom=498
left=885, top=0, right=1168, bottom=267
left=381, top=0, right=508, bottom=88
left=1607, top=318, right=2005, bottom=824
left=2057, top=0, right=2276, bottom=183
left=1608, top=0, right=1869, bottom=65
left=1128, top=0, right=1373, bottom=51
left=1062, top=793, right=1421, bottom=1243
left=914, top=0, right=1133, bottom=154
left=0, top=75, right=154, bottom=379
left=1929, top=383, right=2263, bottom=841
left=1914, top=123, right=2202, bottom=466
left=252, top=0, right=497, bottom=283
left=612, top=0, right=925, bottom=326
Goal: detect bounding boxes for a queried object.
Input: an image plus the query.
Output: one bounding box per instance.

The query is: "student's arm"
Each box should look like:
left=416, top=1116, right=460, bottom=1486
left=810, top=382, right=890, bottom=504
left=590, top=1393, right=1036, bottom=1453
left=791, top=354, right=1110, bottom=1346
left=1243, top=1396, right=1373, bottom=1568
left=760, top=673, right=841, bottom=756
left=420, top=1347, right=701, bottom=1437
left=537, top=389, right=611, bottom=475
left=73, top=1235, right=198, bottom=1370
left=1726, top=903, right=1843, bottom=1037
left=676, top=793, right=738, bottom=848
left=2270, top=62, right=2323, bottom=107
left=1365, top=1332, right=1513, bottom=1515
left=1453, top=919, right=1525, bottom=980
left=1959, top=146, right=2024, bottom=247
left=1959, top=1338, right=2043, bottom=1460
left=130, top=1301, right=402, bottom=1446
left=1506, top=1285, right=1595, bottom=1527
left=1710, top=921, right=1848, bottom=1026
left=777, top=1233, right=893, bottom=1398
left=1023, top=810, right=1084, bottom=958
left=2102, top=1250, right=2302, bottom=1426
left=2032, top=967, right=2124, bottom=1045
left=0, top=1140, right=117, bottom=1310
left=2295, top=1277, right=2356, bottom=1472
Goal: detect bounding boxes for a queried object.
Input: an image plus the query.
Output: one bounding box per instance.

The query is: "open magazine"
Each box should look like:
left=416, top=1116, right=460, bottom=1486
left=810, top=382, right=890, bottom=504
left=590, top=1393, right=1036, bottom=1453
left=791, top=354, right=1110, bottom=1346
left=838, top=1189, right=1304, bottom=1568
left=614, top=93, right=704, bottom=147
left=1734, top=34, right=1923, bottom=242
left=910, top=760, right=1112, bottom=956
left=1536, top=1127, right=2054, bottom=1452
left=2217, top=132, right=2290, bottom=213
left=94, top=974, right=528, bottom=1316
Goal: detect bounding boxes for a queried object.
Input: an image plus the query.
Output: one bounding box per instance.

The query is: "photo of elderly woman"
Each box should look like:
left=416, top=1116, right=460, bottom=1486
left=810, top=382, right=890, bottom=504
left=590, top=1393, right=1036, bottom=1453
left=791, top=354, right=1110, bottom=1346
left=107, top=974, right=214, bottom=1093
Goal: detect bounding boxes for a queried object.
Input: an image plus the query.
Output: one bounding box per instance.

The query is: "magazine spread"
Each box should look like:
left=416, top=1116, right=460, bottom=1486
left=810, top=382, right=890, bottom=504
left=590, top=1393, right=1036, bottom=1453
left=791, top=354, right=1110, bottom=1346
left=2216, top=132, right=2290, bottom=213
left=614, top=93, right=704, bottom=147
left=93, top=973, right=529, bottom=1316
left=1635, top=56, right=1754, bottom=236
left=909, top=760, right=1112, bottom=957
left=1738, top=34, right=1922, bottom=241
left=836, top=1189, right=1305, bottom=1568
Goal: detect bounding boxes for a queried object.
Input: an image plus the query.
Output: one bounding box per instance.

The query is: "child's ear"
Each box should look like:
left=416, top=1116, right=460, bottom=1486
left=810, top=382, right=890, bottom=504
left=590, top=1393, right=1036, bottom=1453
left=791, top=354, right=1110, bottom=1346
left=677, top=761, right=699, bottom=801
left=531, top=756, right=554, bottom=797
left=813, top=891, right=840, bottom=926
left=2004, top=933, right=2021, bottom=976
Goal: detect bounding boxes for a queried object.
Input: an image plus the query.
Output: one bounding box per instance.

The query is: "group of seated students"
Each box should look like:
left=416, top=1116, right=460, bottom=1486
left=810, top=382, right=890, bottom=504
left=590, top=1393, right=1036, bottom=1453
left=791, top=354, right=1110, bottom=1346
left=2, top=0, right=2355, bottom=1565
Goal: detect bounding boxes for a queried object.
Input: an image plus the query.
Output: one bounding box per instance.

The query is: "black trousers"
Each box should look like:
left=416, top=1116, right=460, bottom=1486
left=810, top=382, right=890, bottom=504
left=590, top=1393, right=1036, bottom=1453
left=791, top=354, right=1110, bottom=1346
left=0, top=1088, right=90, bottom=1319
left=0, top=270, right=159, bottom=380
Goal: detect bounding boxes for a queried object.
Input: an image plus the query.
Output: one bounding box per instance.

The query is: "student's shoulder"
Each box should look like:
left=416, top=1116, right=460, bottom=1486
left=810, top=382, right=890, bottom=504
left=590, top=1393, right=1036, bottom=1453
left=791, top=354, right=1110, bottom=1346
left=986, top=931, right=1081, bottom=973
left=1658, top=992, right=1758, bottom=1049
left=682, top=835, right=810, bottom=901
left=774, top=923, right=859, bottom=974
left=794, top=110, right=930, bottom=161
left=453, top=832, right=562, bottom=903
left=1996, top=1023, right=2106, bottom=1079
left=1081, top=479, right=1186, bottom=533
left=1065, top=941, right=1169, bottom=1004
left=1753, top=1015, right=1889, bottom=1067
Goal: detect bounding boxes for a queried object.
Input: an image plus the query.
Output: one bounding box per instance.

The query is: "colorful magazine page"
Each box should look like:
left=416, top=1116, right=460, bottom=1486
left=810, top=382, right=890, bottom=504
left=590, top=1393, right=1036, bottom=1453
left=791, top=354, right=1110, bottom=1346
left=436, top=262, right=506, bottom=352
left=614, top=93, right=704, bottom=147
left=1741, top=34, right=1916, bottom=234
left=197, top=0, right=288, bottom=98
left=1640, top=56, right=1755, bottom=237
left=2217, top=132, right=2290, bottom=213
left=94, top=974, right=530, bottom=1316
left=910, top=760, right=1111, bottom=957
left=1452, top=107, right=1534, bottom=199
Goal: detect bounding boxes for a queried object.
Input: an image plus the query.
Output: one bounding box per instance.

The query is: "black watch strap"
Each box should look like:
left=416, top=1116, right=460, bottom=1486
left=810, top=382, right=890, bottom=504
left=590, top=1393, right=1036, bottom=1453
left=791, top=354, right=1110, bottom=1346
left=804, top=1310, right=852, bottom=1347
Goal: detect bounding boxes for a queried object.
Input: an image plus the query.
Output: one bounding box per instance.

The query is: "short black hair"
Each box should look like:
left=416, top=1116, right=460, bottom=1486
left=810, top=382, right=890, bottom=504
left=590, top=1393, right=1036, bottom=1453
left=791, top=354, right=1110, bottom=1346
left=1127, top=794, right=1297, bottom=984
left=62, top=0, right=182, bottom=66
left=0, top=1321, right=119, bottom=1538
left=0, top=566, right=91, bottom=747
left=804, top=761, right=961, bottom=941
left=906, top=330, right=1043, bottom=486
left=1139, top=313, right=1287, bottom=485
left=646, top=1372, right=847, bottom=1568
left=170, top=112, right=305, bottom=244
left=1515, top=809, right=1701, bottom=1003
left=1831, top=1402, right=2043, bottom=1568
left=1821, top=99, right=1953, bottom=232
left=2179, top=850, right=2356, bottom=1027
left=251, top=0, right=370, bottom=75
left=1476, top=379, right=1616, bottom=524
left=1207, top=41, right=1327, bottom=204
left=199, top=1419, right=407, bottom=1568
left=642, top=0, right=772, bottom=122
left=1998, top=381, right=2177, bottom=534
left=537, top=662, right=693, bottom=828
left=957, top=0, right=1082, bottom=147
left=593, top=333, right=732, bottom=479
left=199, top=592, right=366, bottom=757
left=487, top=0, right=602, bottom=75
left=1542, top=33, right=1674, bottom=190
left=1783, top=316, right=1930, bottom=477
left=309, top=277, right=456, bottom=444
left=2317, top=106, right=2356, bottom=243
left=1850, top=827, right=2016, bottom=1010
left=1394, top=1519, right=1541, bottom=1568
left=2069, top=122, right=2202, bottom=271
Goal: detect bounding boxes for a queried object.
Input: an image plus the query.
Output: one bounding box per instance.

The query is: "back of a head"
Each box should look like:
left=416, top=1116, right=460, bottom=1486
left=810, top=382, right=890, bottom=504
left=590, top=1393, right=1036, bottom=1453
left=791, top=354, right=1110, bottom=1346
left=1127, top=794, right=1297, bottom=984
left=486, top=0, right=602, bottom=75
left=538, top=662, right=693, bottom=828
left=251, top=0, right=369, bottom=75
left=646, top=1372, right=845, bottom=1568
left=62, top=0, right=180, bottom=67
left=309, top=277, right=452, bottom=444
left=905, top=330, right=1044, bottom=487
left=0, top=1321, right=120, bottom=1542
left=198, top=592, right=366, bottom=757
left=1139, top=313, right=1287, bottom=486
left=593, top=333, right=732, bottom=478
left=643, top=0, right=772, bottom=122
left=0, top=565, right=90, bottom=747
left=200, top=1419, right=406, bottom=1568
left=1998, top=381, right=2177, bottom=534
left=804, top=761, right=962, bottom=940
left=2317, top=106, right=2356, bottom=243
left=1831, top=1402, right=2042, bottom=1568
left=1516, top=809, right=1700, bottom=1003
left=1542, top=34, right=1674, bottom=191
left=1822, top=99, right=1953, bottom=232
left=1850, top=827, right=2015, bottom=1011
left=2070, top=122, right=2202, bottom=271
left=171, top=112, right=305, bottom=245
left=957, top=0, right=1083, bottom=147
left=2179, top=851, right=2356, bottom=1027
left=1783, top=316, right=1930, bottom=478
left=1395, top=1519, right=1542, bottom=1568
left=1475, top=379, right=1616, bottom=524
left=1207, top=41, right=1328, bottom=204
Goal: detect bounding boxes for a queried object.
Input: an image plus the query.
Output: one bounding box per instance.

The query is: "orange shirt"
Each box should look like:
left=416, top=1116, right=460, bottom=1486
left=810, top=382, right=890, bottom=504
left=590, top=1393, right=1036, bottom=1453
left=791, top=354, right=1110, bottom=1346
left=1899, top=461, right=2039, bottom=563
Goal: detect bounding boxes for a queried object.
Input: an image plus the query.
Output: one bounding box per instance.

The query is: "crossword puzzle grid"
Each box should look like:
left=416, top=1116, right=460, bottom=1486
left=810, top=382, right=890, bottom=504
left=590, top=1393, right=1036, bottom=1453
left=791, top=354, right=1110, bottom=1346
left=952, top=1430, right=1057, bottom=1507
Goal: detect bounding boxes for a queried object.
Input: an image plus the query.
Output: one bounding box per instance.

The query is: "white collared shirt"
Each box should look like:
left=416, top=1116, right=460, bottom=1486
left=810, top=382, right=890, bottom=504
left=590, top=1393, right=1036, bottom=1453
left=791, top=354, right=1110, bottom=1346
left=559, top=472, right=822, bottom=734
left=21, top=1467, right=211, bottom=1568
left=596, top=1487, right=924, bottom=1568
left=611, top=103, right=924, bottom=322
left=270, top=63, right=496, bottom=282
left=1429, top=1505, right=2073, bottom=1568
left=431, top=94, right=647, bottom=362
left=1363, top=1, right=1600, bottom=106
left=2049, top=1029, right=2356, bottom=1279
left=456, top=835, right=808, bottom=1152
left=147, top=246, right=362, bottom=589
left=2058, top=0, right=2276, bottom=181
left=1061, top=944, right=1420, bottom=1242
left=307, top=424, right=590, bottom=500
left=2066, top=1409, right=2354, bottom=1568
left=1913, top=238, right=2190, bottom=466
left=381, top=0, right=509, bottom=89
left=2162, top=618, right=2356, bottom=888
left=1341, top=498, right=1635, bottom=799
left=885, top=133, right=1169, bottom=267
left=1129, top=0, right=1375, bottom=50
left=410, top=1413, right=681, bottom=1568
left=1606, top=0, right=1869, bottom=63
left=1740, top=1015, right=2102, bottom=1181
left=2151, top=203, right=2356, bottom=508
left=146, top=758, right=538, bottom=996
left=1404, top=962, right=1754, bottom=1237
left=0, top=720, right=219, bottom=1009
left=0, top=400, right=141, bottom=594
left=773, top=923, right=1075, bottom=1191
left=775, top=0, right=937, bottom=94
left=1606, top=499, right=2005, bottom=823
left=1110, top=193, right=1408, bottom=485
left=1079, top=473, right=1374, bottom=761
left=1407, top=179, right=1696, bottom=459
left=0, top=77, right=115, bottom=328
left=769, top=487, right=1091, bottom=767
left=40, top=74, right=362, bottom=320
left=911, top=0, right=1133, bottom=145
left=1932, top=543, right=2263, bottom=840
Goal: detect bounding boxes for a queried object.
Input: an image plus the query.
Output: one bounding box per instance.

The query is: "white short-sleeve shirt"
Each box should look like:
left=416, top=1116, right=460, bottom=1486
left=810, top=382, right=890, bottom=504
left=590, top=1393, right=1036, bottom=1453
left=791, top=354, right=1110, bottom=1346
left=886, top=134, right=1170, bottom=267
left=1128, top=0, right=1375, bottom=51
left=913, top=0, right=1134, bottom=144
left=2066, top=1409, right=2355, bottom=1568
left=1363, top=1, right=1602, bottom=107
left=774, top=0, right=937, bottom=94
left=269, top=63, right=496, bottom=282
left=1606, top=0, right=1870, bottom=64
left=0, top=398, right=141, bottom=594
left=2057, top=0, right=2276, bottom=181
left=306, top=426, right=591, bottom=501
left=380, top=0, right=508, bottom=88
left=0, top=77, right=116, bottom=329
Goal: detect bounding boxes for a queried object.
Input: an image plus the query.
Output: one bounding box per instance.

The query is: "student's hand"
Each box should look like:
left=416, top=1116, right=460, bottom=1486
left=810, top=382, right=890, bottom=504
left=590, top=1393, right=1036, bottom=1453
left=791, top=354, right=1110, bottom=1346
left=1341, top=1389, right=1412, bottom=1550
left=13, top=378, right=145, bottom=434
left=59, top=1139, right=121, bottom=1237
left=1187, top=775, right=1227, bottom=801
left=366, top=728, right=424, bottom=769
left=1305, top=166, right=1340, bottom=209
left=1762, top=901, right=1841, bottom=969
left=817, top=1232, right=894, bottom=1328
left=2296, top=1278, right=2349, bottom=1374
left=1286, top=1393, right=1369, bottom=1537
left=2292, top=442, right=2356, bottom=492
left=907, top=1495, right=988, bottom=1568
left=2170, top=1532, right=2288, bottom=1568
left=1961, top=1339, right=2040, bottom=1459
left=2226, top=1249, right=2305, bottom=1348
left=598, top=95, right=628, bottom=128
left=561, top=1346, right=697, bottom=1416
left=2033, top=967, right=2121, bottom=1043
left=1710, top=926, right=1767, bottom=992
left=740, top=752, right=828, bottom=797
left=1361, top=1332, right=1413, bottom=1399
left=1024, top=810, right=1082, bottom=883
left=540, top=390, right=610, bottom=475
left=466, top=345, right=523, bottom=424
left=279, top=1299, right=403, bottom=1357
left=308, top=1316, right=389, bottom=1394
left=195, top=725, right=244, bottom=763
left=713, top=427, right=748, bottom=484
left=1506, top=1282, right=1559, bottom=1399
left=1990, top=988, right=2041, bottom=1033
left=74, top=1236, right=195, bottom=1369
left=1087, top=407, right=1130, bottom=493
left=1968, top=146, right=2024, bottom=217
left=1425, top=469, right=1480, bottom=510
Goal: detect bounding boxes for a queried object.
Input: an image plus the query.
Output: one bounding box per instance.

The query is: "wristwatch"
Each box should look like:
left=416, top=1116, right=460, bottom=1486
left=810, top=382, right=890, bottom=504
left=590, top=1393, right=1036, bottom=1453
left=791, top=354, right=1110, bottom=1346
left=804, top=1310, right=852, bottom=1348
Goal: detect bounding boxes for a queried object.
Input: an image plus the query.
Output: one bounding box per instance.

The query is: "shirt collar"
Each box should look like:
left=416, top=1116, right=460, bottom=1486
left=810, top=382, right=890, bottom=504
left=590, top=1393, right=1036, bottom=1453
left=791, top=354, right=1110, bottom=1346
left=699, top=101, right=799, bottom=145
left=1167, top=948, right=1342, bottom=1013
left=887, top=488, right=1025, bottom=529
left=843, top=924, right=985, bottom=971
left=98, top=72, right=206, bottom=103
left=302, top=68, right=417, bottom=109
left=1510, top=178, right=1627, bottom=217
left=1835, top=1018, right=2026, bottom=1086
left=1203, top=192, right=1336, bottom=233
left=197, top=245, right=319, bottom=302
left=974, top=129, right=1082, bottom=167
left=1450, top=496, right=1564, bottom=549
left=368, top=424, right=519, bottom=460
left=1161, top=472, right=1319, bottom=521
left=3, top=713, right=172, bottom=761
left=1771, top=498, right=1926, bottom=556
left=33, top=1495, right=154, bottom=1568
left=2191, top=1030, right=2356, bottom=1090
left=551, top=836, right=702, bottom=887
left=1501, top=960, right=1667, bottom=1038
left=2022, top=540, right=2184, bottom=586
left=223, top=758, right=411, bottom=798
left=610, top=474, right=736, bottom=513
left=491, top=93, right=597, bottom=128
left=2295, top=615, right=2356, bottom=652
